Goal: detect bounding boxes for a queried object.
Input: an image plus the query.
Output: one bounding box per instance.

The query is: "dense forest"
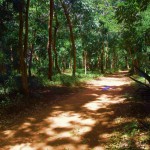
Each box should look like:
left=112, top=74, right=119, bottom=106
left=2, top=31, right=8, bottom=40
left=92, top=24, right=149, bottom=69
left=0, top=0, right=149, bottom=96
left=0, top=0, right=150, bottom=150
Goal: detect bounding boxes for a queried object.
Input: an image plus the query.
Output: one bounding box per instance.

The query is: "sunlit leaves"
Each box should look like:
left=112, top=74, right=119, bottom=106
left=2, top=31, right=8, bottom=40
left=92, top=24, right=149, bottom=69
left=116, top=1, right=141, bottom=26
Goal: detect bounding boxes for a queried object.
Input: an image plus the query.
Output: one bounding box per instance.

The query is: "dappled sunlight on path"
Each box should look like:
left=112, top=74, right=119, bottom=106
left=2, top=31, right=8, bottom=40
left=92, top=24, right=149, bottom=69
left=1, top=71, right=149, bottom=150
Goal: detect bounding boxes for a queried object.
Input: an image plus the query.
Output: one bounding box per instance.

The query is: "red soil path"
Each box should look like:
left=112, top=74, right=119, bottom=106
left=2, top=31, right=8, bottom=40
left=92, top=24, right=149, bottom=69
left=0, top=71, right=149, bottom=150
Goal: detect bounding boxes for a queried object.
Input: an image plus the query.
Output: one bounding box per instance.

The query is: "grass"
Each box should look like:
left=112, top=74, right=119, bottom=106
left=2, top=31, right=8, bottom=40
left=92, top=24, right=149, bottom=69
left=106, top=119, right=150, bottom=150
left=0, top=69, right=101, bottom=130
left=35, top=69, right=101, bottom=87
left=131, top=74, right=148, bottom=84
left=0, top=69, right=101, bottom=108
left=106, top=72, right=150, bottom=150
left=129, top=74, right=150, bottom=101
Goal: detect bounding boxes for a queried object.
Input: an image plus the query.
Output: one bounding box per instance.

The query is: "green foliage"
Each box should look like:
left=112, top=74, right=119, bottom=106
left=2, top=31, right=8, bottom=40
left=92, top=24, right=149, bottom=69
left=106, top=121, right=150, bottom=150
left=51, top=69, right=100, bottom=87
left=60, top=75, right=80, bottom=86
left=124, top=121, right=139, bottom=136
left=0, top=0, right=149, bottom=98
left=0, top=74, right=18, bottom=94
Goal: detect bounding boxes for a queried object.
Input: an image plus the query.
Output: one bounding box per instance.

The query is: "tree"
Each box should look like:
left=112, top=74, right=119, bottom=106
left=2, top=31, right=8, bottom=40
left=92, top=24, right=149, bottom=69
left=24, top=0, right=30, bottom=58
left=47, top=0, right=54, bottom=80
left=60, top=0, right=76, bottom=76
left=116, top=0, right=150, bottom=71
left=13, top=0, right=29, bottom=95
left=53, top=11, right=61, bottom=74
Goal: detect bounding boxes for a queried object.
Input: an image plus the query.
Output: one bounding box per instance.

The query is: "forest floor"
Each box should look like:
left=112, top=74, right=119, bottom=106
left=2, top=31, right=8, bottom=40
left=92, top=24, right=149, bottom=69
left=0, top=71, right=150, bottom=150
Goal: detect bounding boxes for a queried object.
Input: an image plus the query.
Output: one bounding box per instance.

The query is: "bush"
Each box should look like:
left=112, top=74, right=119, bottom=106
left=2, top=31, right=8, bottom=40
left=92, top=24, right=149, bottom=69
left=60, top=74, right=79, bottom=86
left=29, top=76, right=44, bottom=89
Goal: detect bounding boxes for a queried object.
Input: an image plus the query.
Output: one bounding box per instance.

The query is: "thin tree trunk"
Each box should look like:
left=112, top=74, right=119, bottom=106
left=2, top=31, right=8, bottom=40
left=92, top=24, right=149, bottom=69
left=18, top=11, right=29, bottom=96
left=62, top=59, right=66, bottom=72
left=28, top=30, right=36, bottom=77
left=101, top=52, right=104, bottom=73
left=115, top=53, right=119, bottom=69
left=28, top=44, right=33, bottom=77
left=60, top=0, right=76, bottom=76
left=82, top=52, right=84, bottom=69
left=84, top=51, right=87, bottom=75
left=107, top=53, right=111, bottom=70
left=98, top=56, right=101, bottom=68
left=101, top=45, right=104, bottom=74
left=24, top=0, right=30, bottom=58
left=110, top=55, right=113, bottom=70
left=128, top=48, right=137, bottom=73
left=133, top=48, right=139, bottom=67
left=105, top=51, right=109, bottom=70
left=47, top=0, right=54, bottom=80
left=125, top=56, right=129, bottom=70
left=112, top=49, right=116, bottom=69
left=53, top=13, right=61, bottom=74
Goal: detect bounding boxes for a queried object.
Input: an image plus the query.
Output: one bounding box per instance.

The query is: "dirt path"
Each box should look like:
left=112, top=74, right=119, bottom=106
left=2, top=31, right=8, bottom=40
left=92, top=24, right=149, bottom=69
left=0, top=71, right=148, bottom=150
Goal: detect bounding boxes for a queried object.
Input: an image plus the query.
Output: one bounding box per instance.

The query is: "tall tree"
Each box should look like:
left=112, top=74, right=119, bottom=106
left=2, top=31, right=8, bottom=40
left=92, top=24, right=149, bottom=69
left=116, top=0, right=150, bottom=71
left=28, top=30, right=36, bottom=77
left=47, top=0, right=54, bottom=80
left=17, top=0, right=29, bottom=95
left=60, top=0, right=76, bottom=76
left=53, top=12, right=61, bottom=74
left=24, top=0, right=30, bottom=58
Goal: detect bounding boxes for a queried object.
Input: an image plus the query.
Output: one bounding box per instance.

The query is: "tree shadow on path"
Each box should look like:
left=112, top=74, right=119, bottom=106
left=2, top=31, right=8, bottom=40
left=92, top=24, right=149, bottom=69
left=0, top=71, right=150, bottom=150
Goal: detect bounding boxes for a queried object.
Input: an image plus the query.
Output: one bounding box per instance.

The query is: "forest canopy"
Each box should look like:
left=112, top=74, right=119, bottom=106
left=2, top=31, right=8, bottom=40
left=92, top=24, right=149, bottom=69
left=0, top=0, right=150, bottom=95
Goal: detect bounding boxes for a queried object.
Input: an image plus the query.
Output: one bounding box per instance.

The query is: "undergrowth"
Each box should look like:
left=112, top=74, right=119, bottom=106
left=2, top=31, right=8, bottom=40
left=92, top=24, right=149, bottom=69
left=106, top=74, right=150, bottom=150
left=106, top=119, right=150, bottom=150
left=0, top=69, right=101, bottom=108
left=129, top=75, right=150, bottom=101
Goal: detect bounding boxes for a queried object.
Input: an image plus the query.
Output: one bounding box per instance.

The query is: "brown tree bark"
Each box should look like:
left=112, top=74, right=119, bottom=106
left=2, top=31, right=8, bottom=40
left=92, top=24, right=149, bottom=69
left=60, top=0, right=76, bottom=76
left=101, top=43, right=105, bottom=74
left=24, top=0, right=30, bottom=58
left=84, top=51, right=87, bottom=75
left=28, top=30, right=36, bottom=77
left=53, top=13, right=61, bottom=74
left=28, top=44, right=33, bottom=78
left=125, top=56, right=129, bottom=70
left=18, top=10, right=29, bottom=96
left=47, top=0, right=54, bottom=80
left=101, top=51, right=104, bottom=73
left=128, top=48, right=138, bottom=73
left=133, top=48, right=139, bottom=67
left=28, top=42, right=35, bottom=78
left=112, top=49, right=115, bottom=69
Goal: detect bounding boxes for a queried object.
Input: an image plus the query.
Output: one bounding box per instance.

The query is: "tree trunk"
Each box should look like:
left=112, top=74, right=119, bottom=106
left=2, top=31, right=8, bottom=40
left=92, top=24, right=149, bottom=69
left=133, top=48, right=139, bottom=67
left=24, top=0, right=30, bottom=58
left=101, top=48, right=104, bottom=74
left=125, top=56, right=129, bottom=70
left=53, top=13, right=61, bottom=74
left=112, top=49, right=115, bottom=69
left=60, top=0, right=76, bottom=76
left=113, top=49, right=118, bottom=70
left=107, top=53, right=111, bottom=70
left=28, top=46, right=33, bottom=78
left=84, top=51, right=87, bottom=75
left=105, top=51, right=109, bottom=70
left=97, top=56, right=101, bottom=68
left=18, top=11, right=29, bottom=96
left=28, top=44, right=33, bottom=77
left=128, top=48, right=137, bottom=73
left=47, top=0, right=54, bottom=80
left=110, top=56, right=113, bottom=70
left=28, top=30, right=36, bottom=77
left=62, top=59, right=66, bottom=72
